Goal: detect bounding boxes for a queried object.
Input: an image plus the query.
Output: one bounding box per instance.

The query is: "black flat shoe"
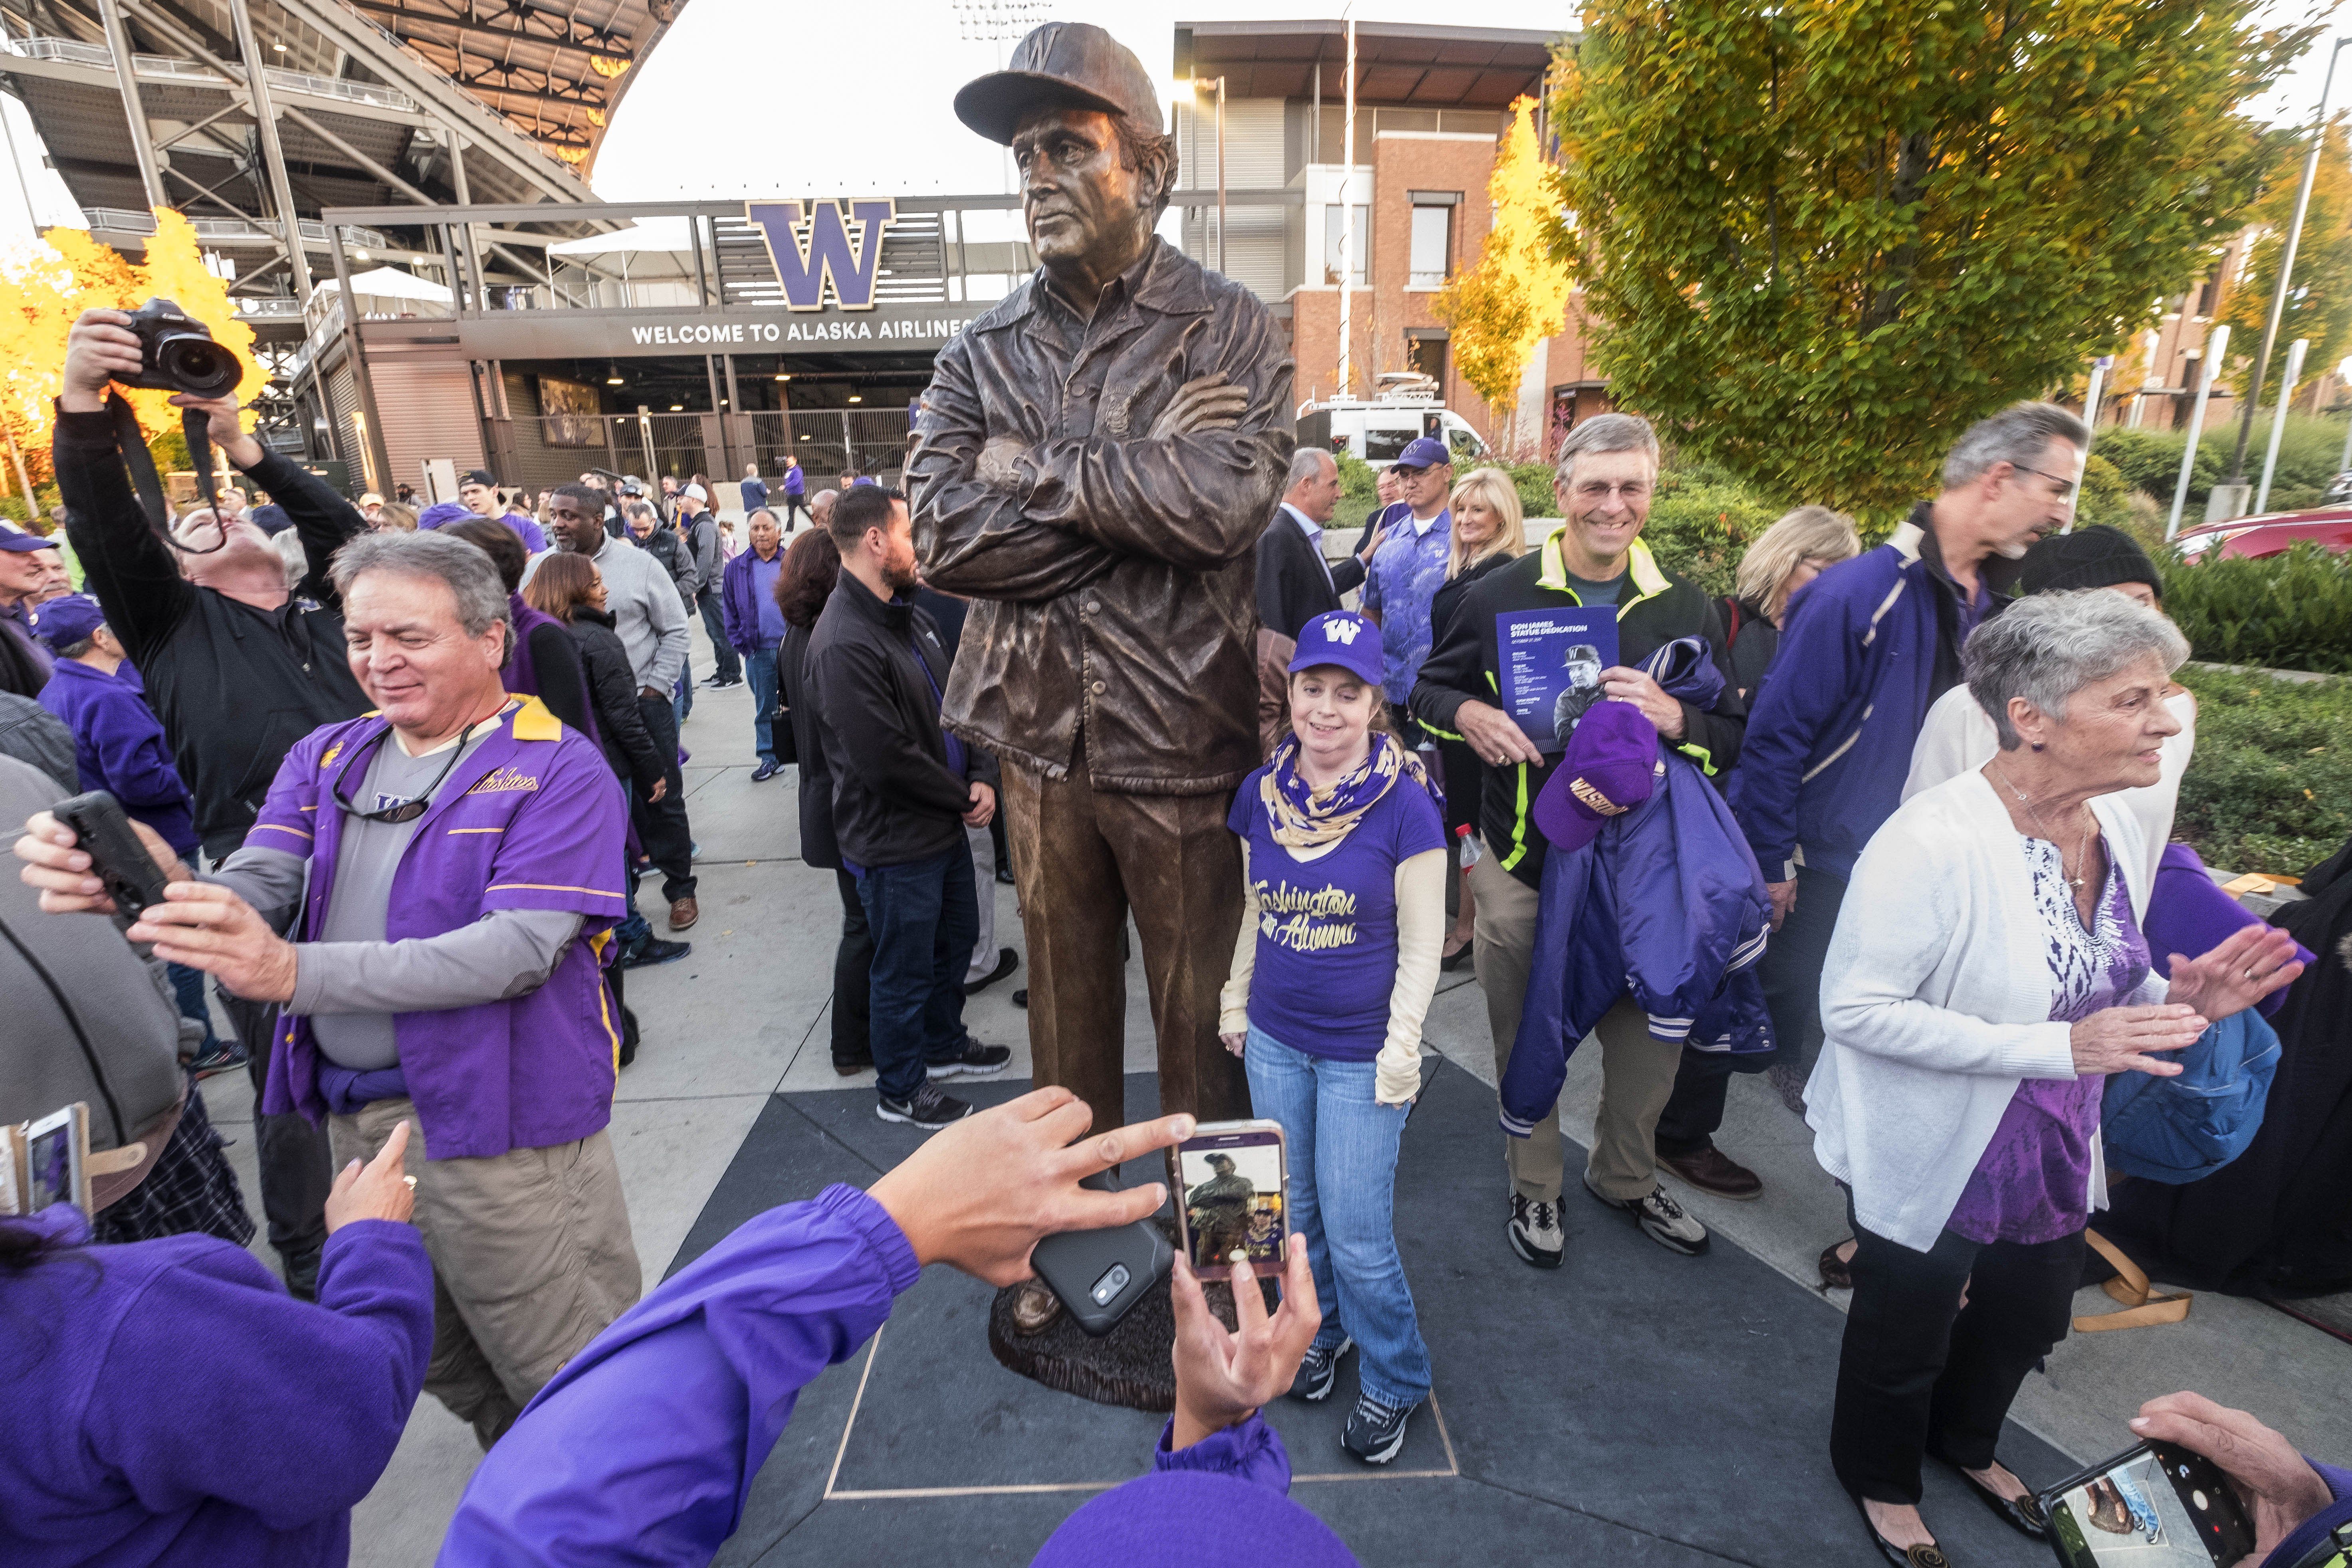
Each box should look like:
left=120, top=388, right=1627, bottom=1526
left=1848, top=1490, right=1951, bottom=1568
left=1930, top=1453, right=2049, bottom=1541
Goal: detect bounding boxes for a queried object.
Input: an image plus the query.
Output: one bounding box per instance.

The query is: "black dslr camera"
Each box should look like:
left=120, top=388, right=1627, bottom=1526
left=117, top=297, right=242, bottom=398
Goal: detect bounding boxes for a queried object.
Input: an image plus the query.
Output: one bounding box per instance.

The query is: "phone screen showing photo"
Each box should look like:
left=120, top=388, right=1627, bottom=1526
left=25, top=1120, right=76, bottom=1213
left=2048, top=1443, right=2257, bottom=1566
left=1175, top=1136, right=1284, bottom=1277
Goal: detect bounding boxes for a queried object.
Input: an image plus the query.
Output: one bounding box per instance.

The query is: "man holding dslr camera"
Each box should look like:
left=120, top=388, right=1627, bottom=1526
left=52, top=306, right=369, bottom=1297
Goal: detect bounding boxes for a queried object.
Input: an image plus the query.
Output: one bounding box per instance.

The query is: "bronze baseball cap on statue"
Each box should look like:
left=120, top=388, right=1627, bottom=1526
left=954, top=21, right=1163, bottom=145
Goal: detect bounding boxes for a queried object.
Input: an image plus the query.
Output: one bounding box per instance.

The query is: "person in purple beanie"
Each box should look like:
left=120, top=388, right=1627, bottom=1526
left=0, top=1123, right=430, bottom=1568
left=436, top=1088, right=1361, bottom=1568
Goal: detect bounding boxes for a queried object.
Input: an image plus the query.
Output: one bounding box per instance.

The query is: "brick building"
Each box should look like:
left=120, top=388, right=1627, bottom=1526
left=1171, top=19, right=1602, bottom=461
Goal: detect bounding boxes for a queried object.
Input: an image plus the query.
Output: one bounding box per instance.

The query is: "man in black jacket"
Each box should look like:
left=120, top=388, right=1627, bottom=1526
left=1254, top=446, right=1384, bottom=756
left=53, top=307, right=359, bottom=1297
left=808, top=485, right=1010, bottom=1128
left=1411, top=412, right=1750, bottom=1272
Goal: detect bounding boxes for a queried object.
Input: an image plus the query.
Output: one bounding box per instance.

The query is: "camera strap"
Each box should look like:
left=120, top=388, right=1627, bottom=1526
left=109, top=392, right=223, bottom=548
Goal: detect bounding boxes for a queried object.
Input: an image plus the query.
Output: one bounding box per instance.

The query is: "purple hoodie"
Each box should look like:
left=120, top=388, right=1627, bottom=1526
left=438, top=1184, right=1350, bottom=1566
left=0, top=1208, right=432, bottom=1568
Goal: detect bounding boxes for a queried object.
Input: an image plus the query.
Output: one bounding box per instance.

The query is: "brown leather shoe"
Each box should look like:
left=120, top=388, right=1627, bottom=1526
left=1009, top=1279, right=1062, bottom=1336
left=668, top=896, right=699, bottom=932
left=1657, top=1143, right=1763, bottom=1200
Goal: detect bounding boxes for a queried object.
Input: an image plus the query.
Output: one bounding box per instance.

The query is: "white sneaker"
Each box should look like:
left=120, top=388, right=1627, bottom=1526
left=1507, top=1192, right=1564, bottom=1269
left=1584, top=1177, right=1710, bottom=1256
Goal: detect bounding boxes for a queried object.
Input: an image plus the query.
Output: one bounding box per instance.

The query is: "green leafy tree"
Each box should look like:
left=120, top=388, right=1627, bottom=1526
left=2218, top=117, right=2352, bottom=408
left=1435, top=97, right=1575, bottom=450
left=1547, top=0, right=2315, bottom=521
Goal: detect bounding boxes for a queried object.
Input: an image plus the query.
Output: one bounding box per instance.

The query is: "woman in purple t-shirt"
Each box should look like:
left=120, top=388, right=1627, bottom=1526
left=1217, top=611, right=1448, bottom=1469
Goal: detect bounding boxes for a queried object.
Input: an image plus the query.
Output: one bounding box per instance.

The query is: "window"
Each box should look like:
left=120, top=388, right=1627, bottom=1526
left=1322, top=203, right=1368, bottom=285
left=1405, top=329, right=1448, bottom=390
left=1409, top=193, right=1458, bottom=289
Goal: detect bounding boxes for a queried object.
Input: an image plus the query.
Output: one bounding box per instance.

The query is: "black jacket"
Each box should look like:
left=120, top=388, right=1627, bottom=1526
left=634, top=524, right=699, bottom=606
left=806, top=571, right=997, bottom=870
left=564, top=607, right=666, bottom=793
left=1410, top=539, right=1746, bottom=890
left=56, top=408, right=369, bottom=860
left=1716, top=595, right=1780, bottom=705
left=1254, top=506, right=1367, bottom=640
left=779, top=619, right=837, bottom=871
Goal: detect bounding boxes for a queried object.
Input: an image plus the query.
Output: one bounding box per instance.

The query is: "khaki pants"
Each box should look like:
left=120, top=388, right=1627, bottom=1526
left=330, top=1098, right=641, bottom=1449
left=1468, top=852, right=1685, bottom=1204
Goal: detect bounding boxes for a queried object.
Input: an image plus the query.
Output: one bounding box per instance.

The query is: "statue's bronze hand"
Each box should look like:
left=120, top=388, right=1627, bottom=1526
left=977, top=435, right=1028, bottom=492
left=1149, top=373, right=1251, bottom=439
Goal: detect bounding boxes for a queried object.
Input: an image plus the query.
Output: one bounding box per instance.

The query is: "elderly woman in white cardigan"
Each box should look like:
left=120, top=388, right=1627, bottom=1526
left=1811, top=592, right=2304, bottom=1568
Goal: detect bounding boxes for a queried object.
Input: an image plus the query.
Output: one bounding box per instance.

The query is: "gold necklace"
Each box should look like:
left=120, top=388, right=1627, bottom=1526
left=1989, top=759, right=2091, bottom=891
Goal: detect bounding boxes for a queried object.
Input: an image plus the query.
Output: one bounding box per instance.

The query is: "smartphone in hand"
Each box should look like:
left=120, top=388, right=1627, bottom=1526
left=1028, top=1169, right=1172, bottom=1338
left=2037, top=1439, right=2259, bottom=1566
left=53, top=791, right=169, bottom=919
left=1168, top=1119, right=1289, bottom=1282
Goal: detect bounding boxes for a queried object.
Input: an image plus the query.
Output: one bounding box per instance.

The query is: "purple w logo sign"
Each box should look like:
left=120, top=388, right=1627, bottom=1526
left=745, top=199, right=897, bottom=312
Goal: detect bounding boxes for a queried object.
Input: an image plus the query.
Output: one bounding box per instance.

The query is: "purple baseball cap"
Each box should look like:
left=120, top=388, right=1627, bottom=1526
left=1288, top=610, right=1384, bottom=688
left=417, top=500, right=473, bottom=530
left=1532, top=700, right=1658, bottom=852
left=0, top=518, right=59, bottom=553
left=1394, top=437, right=1451, bottom=471
left=29, top=592, right=105, bottom=648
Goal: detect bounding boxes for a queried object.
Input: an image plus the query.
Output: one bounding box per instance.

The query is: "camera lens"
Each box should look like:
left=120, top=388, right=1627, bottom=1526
left=156, top=334, right=240, bottom=397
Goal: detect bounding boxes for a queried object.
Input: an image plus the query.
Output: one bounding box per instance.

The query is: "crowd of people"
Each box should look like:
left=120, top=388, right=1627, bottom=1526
left=2, top=287, right=2350, bottom=1568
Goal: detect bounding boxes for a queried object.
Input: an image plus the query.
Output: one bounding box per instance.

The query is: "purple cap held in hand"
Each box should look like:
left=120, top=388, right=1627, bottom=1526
left=1532, top=700, right=1658, bottom=852
left=1394, top=436, right=1450, bottom=471
left=1288, top=610, right=1385, bottom=689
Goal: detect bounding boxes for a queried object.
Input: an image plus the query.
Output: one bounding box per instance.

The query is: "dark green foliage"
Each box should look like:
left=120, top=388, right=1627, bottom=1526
left=2095, top=414, right=2351, bottom=511
left=2161, top=543, right=2352, bottom=675
left=2171, top=665, right=2352, bottom=875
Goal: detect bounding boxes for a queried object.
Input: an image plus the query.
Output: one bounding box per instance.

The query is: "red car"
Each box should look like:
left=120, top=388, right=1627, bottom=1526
left=2172, top=505, right=2352, bottom=561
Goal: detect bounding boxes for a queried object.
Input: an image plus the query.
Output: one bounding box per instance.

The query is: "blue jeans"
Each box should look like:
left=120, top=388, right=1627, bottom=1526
left=1244, top=1024, right=1429, bottom=1407
left=856, top=846, right=979, bottom=1102
left=743, top=641, right=781, bottom=764
left=673, top=650, right=693, bottom=726
left=166, top=961, right=220, bottom=1052
left=701, top=595, right=742, bottom=683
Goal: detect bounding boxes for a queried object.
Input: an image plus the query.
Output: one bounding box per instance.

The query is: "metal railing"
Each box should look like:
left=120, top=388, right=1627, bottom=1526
left=233, top=296, right=303, bottom=317
left=1, top=36, right=420, bottom=111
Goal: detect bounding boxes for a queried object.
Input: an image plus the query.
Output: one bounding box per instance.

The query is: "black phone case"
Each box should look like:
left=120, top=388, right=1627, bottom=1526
left=2035, top=1439, right=2258, bottom=1568
left=54, top=791, right=170, bottom=920
left=1030, top=1171, right=1172, bottom=1338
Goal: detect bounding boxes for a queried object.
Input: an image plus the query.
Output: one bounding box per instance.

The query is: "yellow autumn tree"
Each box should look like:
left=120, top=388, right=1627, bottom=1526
left=1433, top=96, right=1573, bottom=456
left=0, top=207, right=265, bottom=504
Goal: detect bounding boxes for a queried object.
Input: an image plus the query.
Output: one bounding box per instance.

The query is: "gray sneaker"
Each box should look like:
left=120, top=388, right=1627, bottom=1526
left=1584, top=1177, right=1710, bottom=1256
left=1507, top=1192, right=1564, bottom=1269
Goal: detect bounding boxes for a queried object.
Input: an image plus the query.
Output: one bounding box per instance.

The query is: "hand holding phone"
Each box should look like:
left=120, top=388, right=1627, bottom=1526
left=2129, top=1393, right=2340, bottom=1564
left=1170, top=1231, right=1322, bottom=1450
left=17, top=799, right=182, bottom=917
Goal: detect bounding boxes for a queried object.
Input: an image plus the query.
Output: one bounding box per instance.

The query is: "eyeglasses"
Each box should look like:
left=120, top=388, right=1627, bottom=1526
left=2011, top=463, right=2077, bottom=500
left=330, top=726, right=470, bottom=824
left=1571, top=482, right=1653, bottom=502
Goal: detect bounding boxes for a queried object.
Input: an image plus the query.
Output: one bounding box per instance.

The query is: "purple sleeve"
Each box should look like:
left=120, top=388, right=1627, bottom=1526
left=88, top=1220, right=432, bottom=1530
left=2147, top=843, right=2317, bottom=1019
left=436, top=1183, right=919, bottom=1568
left=1153, top=1412, right=1292, bottom=1494
left=1728, top=571, right=1866, bottom=874
left=1228, top=768, right=1264, bottom=839
left=2261, top=1461, right=2352, bottom=1568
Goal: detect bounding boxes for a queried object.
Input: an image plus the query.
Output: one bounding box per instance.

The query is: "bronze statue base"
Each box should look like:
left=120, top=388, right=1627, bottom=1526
left=987, top=1225, right=1266, bottom=1412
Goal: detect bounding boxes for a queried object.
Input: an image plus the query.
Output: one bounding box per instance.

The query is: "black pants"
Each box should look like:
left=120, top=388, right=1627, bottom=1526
left=697, top=594, right=742, bottom=684
left=1832, top=1198, right=2086, bottom=1503
left=630, top=694, right=697, bottom=903
left=220, top=991, right=332, bottom=1299
left=832, top=868, right=874, bottom=1065
left=781, top=496, right=809, bottom=531
left=1653, top=1049, right=1740, bottom=1159
left=1758, top=863, right=1849, bottom=1080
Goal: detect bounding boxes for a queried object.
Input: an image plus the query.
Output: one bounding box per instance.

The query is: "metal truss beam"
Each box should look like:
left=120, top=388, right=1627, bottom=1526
left=341, top=1, right=631, bottom=67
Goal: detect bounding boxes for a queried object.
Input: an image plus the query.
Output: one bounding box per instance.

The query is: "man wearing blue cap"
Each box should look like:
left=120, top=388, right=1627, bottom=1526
left=1359, top=436, right=1454, bottom=729
left=0, top=518, right=65, bottom=686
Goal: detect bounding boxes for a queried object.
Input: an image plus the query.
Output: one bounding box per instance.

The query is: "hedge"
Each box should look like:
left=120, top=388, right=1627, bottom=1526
left=2171, top=666, right=2352, bottom=876
left=2161, top=543, right=2352, bottom=676
left=2095, top=413, right=2349, bottom=515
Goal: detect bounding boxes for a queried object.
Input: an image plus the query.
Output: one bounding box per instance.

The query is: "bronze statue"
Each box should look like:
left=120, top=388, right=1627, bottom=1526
left=915, top=23, right=1293, bottom=1137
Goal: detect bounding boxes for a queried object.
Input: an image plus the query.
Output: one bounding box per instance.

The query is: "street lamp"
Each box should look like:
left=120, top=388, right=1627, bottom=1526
left=2222, top=35, right=2351, bottom=506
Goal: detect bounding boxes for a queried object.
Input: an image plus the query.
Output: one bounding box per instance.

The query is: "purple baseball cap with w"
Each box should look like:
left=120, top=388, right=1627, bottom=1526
left=1288, top=609, right=1384, bottom=688
left=1532, top=700, right=1658, bottom=852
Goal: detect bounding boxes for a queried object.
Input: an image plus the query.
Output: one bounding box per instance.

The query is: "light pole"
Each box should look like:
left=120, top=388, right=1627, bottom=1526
left=2222, top=35, right=2350, bottom=506
left=1183, top=76, right=1227, bottom=275
left=2255, top=337, right=2308, bottom=513
left=2169, top=325, right=2229, bottom=541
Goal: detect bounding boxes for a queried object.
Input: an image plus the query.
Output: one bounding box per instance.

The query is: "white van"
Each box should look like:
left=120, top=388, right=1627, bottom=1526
left=1297, top=374, right=1489, bottom=466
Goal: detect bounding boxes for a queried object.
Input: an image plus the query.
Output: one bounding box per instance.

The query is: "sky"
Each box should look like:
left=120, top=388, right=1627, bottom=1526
left=0, top=0, right=2338, bottom=245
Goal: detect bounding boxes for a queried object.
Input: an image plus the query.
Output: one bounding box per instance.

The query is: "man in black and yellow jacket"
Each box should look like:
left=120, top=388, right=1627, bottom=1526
left=1410, top=412, right=1746, bottom=1271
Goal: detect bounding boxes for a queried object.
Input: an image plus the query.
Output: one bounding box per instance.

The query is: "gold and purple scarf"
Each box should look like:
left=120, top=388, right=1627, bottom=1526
left=1261, top=731, right=1444, bottom=851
